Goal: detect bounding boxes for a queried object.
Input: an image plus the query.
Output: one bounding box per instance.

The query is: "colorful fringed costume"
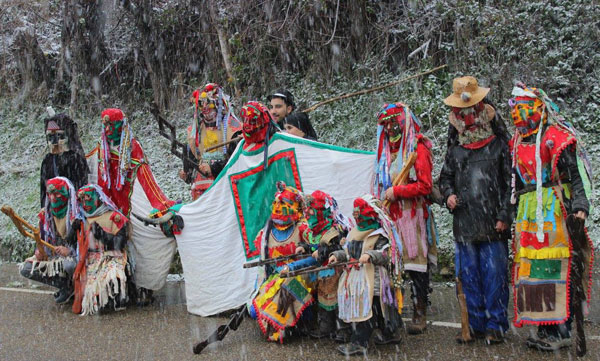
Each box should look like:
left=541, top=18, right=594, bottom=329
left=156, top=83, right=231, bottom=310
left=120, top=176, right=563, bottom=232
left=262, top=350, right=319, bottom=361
left=250, top=183, right=312, bottom=343
left=182, top=83, right=241, bottom=200
left=440, top=77, right=513, bottom=341
left=20, top=177, right=81, bottom=302
left=332, top=195, right=402, bottom=353
left=373, top=102, right=437, bottom=334
left=509, top=85, right=593, bottom=346
left=73, top=184, right=129, bottom=315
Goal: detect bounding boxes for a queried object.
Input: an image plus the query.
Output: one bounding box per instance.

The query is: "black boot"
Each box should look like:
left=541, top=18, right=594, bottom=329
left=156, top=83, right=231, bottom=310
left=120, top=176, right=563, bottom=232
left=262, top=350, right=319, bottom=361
left=309, top=308, right=336, bottom=339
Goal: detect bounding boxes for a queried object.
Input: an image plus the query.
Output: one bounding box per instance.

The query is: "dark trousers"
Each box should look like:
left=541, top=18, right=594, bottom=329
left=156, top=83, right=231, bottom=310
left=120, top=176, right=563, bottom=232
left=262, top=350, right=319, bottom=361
left=19, top=258, right=76, bottom=291
left=407, top=270, right=430, bottom=305
left=351, top=296, right=398, bottom=347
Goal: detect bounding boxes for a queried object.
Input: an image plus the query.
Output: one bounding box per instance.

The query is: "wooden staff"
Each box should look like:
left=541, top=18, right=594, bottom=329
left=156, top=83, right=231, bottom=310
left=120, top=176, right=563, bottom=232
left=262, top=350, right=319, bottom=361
left=1, top=205, right=56, bottom=258
left=282, top=260, right=360, bottom=278
left=382, top=151, right=418, bottom=208
left=301, top=65, right=447, bottom=113
left=243, top=253, right=310, bottom=268
left=204, top=135, right=243, bottom=152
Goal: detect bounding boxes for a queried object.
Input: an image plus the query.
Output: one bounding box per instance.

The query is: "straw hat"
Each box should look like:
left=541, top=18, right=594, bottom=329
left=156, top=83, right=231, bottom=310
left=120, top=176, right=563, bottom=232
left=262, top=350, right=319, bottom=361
left=444, top=76, right=490, bottom=108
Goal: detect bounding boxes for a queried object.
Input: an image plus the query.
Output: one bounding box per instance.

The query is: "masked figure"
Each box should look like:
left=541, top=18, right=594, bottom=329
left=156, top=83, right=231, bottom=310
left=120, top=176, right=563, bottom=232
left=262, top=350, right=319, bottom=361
left=72, top=184, right=129, bottom=315
left=508, top=83, right=593, bottom=351
left=250, top=182, right=313, bottom=343
left=40, top=114, right=89, bottom=208
left=181, top=83, right=242, bottom=200
left=20, top=177, right=81, bottom=304
left=283, top=190, right=351, bottom=340
left=240, top=101, right=277, bottom=151
left=96, top=108, right=174, bottom=217
left=440, top=76, right=513, bottom=344
left=331, top=195, right=403, bottom=356
left=374, top=102, right=438, bottom=335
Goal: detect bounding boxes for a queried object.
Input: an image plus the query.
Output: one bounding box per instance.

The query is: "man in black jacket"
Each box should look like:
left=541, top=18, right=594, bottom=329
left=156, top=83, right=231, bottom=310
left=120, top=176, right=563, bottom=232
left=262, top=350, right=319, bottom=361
left=439, top=76, right=512, bottom=345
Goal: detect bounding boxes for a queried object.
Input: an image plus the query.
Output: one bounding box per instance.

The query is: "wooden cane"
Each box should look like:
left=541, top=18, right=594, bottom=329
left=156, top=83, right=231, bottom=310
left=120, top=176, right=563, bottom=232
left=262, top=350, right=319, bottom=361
left=1, top=205, right=56, bottom=258
left=204, top=135, right=243, bottom=152
left=383, top=152, right=418, bottom=208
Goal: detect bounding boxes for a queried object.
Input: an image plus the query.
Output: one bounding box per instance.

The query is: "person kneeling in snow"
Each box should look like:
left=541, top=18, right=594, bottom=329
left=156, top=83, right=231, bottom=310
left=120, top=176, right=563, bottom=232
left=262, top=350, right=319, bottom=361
left=20, top=177, right=81, bottom=304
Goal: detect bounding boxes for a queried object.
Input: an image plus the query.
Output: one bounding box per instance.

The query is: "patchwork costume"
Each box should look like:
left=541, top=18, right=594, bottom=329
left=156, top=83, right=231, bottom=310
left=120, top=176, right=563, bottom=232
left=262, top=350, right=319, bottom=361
left=373, top=102, right=437, bottom=334
left=20, top=177, right=81, bottom=303
left=250, top=183, right=313, bottom=343
left=182, top=83, right=241, bottom=199
left=333, top=195, right=402, bottom=356
left=40, top=114, right=89, bottom=208
left=508, top=84, right=593, bottom=351
left=73, top=184, right=129, bottom=315
left=440, top=77, right=513, bottom=343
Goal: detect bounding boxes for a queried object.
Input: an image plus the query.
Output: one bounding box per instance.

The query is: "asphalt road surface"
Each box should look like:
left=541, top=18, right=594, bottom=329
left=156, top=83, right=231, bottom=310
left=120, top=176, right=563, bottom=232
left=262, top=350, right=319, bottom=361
left=1, top=262, right=598, bottom=361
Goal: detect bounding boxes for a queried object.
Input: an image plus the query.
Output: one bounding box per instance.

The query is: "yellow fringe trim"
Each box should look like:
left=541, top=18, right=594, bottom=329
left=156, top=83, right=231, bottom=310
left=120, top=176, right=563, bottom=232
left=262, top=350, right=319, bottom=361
left=515, top=246, right=570, bottom=262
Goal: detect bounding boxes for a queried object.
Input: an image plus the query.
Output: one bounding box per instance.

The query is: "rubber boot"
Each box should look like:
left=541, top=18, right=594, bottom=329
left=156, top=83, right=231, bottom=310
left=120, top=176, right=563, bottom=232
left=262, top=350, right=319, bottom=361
left=406, top=301, right=427, bottom=335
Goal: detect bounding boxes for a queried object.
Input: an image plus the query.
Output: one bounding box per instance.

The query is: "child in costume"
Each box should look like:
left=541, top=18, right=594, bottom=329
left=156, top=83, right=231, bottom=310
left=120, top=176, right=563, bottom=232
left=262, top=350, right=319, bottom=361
left=439, top=76, right=513, bottom=344
left=508, top=83, right=593, bottom=351
left=250, top=182, right=313, bottom=342
left=72, top=184, right=130, bottom=315
left=330, top=195, right=403, bottom=356
left=282, top=190, right=352, bottom=340
left=374, top=102, right=437, bottom=335
left=20, top=177, right=81, bottom=304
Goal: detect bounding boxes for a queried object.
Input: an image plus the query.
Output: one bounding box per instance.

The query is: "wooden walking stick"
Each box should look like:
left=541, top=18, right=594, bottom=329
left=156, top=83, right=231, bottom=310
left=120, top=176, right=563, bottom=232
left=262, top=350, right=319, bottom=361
left=301, top=65, right=447, bottom=113
left=456, top=276, right=471, bottom=343
left=1, top=205, right=56, bottom=258
left=382, top=152, right=418, bottom=208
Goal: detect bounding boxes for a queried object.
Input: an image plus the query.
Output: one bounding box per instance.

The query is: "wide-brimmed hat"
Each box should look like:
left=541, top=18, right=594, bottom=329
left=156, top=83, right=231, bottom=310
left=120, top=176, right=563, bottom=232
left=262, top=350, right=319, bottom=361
left=444, top=76, right=490, bottom=108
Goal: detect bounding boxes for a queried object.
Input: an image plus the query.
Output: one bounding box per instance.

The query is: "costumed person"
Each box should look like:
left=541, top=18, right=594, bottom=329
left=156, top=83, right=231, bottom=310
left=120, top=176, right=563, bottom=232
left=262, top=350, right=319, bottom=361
left=439, top=76, right=512, bottom=344
left=249, top=182, right=313, bottom=343
left=282, top=190, right=352, bottom=340
left=508, top=83, right=593, bottom=351
left=330, top=195, right=403, bottom=356
left=239, top=101, right=278, bottom=152
left=267, top=89, right=295, bottom=129
left=40, top=112, right=89, bottom=208
left=179, top=83, right=242, bottom=200
left=96, top=108, right=174, bottom=217
left=282, top=112, right=318, bottom=141
left=95, top=108, right=176, bottom=304
left=20, top=177, right=81, bottom=304
left=72, top=184, right=129, bottom=315
left=374, top=102, right=438, bottom=335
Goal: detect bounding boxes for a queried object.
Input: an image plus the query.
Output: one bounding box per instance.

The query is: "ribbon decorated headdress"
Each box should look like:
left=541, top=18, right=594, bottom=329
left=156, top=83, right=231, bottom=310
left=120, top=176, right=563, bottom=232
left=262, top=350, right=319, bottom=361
left=303, top=190, right=352, bottom=244
left=99, top=108, right=135, bottom=191
left=191, top=83, right=239, bottom=154
left=42, top=177, right=82, bottom=243
left=77, top=183, right=124, bottom=219
left=373, top=102, right=422, bottom=199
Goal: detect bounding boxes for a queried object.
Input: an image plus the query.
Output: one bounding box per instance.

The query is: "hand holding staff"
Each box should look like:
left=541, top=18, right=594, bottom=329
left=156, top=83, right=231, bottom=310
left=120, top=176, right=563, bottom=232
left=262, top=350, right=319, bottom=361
left=383, top=152, right=418, bottom=208
left=243, top=253, right=310, bottom=268
left=281, top=260, right=360, bottom=278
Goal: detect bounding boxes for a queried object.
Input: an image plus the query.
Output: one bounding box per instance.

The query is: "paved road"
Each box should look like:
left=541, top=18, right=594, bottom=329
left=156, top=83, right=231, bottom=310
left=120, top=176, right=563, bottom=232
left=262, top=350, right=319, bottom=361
left=1, top=263, right=599, bottom=361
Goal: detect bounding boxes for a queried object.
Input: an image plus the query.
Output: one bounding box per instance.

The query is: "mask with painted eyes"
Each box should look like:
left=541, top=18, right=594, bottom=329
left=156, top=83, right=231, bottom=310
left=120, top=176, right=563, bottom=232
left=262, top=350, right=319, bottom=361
left=47, top=182, right=70, bottom=218
left=103, top=120, right=123, bottom=146
left=240, top=101, right=270, bottom=144
left=271, top=182, right=302, bottom=231
left=78, top=187, right=102, bottom=215
left=353, top=198, right=380, bottom=231
left=46, top=130, right=69, bottom=154
left=510, top=94, right=546, bottom=138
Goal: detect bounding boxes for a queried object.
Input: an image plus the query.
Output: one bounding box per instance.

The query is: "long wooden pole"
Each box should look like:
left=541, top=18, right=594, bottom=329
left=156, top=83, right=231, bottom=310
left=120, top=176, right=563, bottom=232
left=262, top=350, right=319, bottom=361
left=301, top=64, right=447, bottom=113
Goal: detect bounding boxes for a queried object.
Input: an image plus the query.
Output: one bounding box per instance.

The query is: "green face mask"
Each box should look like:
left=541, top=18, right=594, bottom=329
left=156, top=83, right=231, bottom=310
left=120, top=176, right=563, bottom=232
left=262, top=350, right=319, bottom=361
left=105, top=121, right=123, bottom=145
left=79, top=189, right=101, bottom=215
left=48, top=186, right=69, bottom=218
